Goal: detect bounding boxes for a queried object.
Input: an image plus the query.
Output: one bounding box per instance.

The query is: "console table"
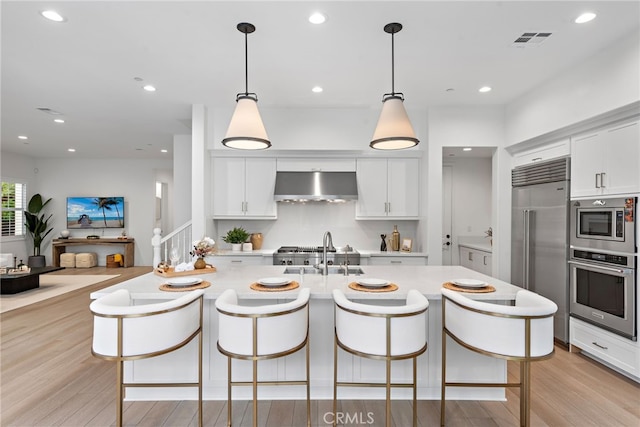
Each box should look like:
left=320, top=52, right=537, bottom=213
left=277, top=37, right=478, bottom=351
left=52, top=238, right=135, bottom=267
left=1, top=266, right=64, bottom=294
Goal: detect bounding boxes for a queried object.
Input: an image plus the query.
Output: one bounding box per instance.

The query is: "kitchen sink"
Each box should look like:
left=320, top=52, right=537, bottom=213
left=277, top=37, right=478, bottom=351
left=283, top=266, right=365, bottom=275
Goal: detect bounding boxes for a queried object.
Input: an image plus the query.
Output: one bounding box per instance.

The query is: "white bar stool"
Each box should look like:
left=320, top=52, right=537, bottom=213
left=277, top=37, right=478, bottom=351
left=90, top=289, right=204, bottom=427
left=332, top=289, right=429, bottom=427
left=440, top=288, right=557, bottom=427
left=215, top=288, right=311, bottom=427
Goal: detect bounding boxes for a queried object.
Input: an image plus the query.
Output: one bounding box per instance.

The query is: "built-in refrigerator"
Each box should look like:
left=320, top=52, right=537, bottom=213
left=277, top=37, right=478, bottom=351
left=511, top=157, right=570, bottom=344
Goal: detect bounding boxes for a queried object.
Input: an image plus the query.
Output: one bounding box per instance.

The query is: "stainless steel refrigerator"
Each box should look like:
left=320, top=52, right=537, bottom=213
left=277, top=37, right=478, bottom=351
left=511, top=157, right=570, bottom=344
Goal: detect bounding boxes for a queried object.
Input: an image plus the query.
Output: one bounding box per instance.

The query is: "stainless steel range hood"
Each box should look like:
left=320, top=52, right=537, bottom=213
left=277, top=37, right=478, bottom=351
left=274, top=171, right=358, bottom=202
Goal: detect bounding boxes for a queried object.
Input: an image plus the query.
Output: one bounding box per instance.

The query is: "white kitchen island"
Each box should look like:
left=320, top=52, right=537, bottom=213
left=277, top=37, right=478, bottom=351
left=90, top=265, right=521, bottom=401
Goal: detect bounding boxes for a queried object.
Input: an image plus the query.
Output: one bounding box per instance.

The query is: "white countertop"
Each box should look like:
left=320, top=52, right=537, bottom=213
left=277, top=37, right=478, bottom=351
left=458, top=242, right=493, bottom=252
left=90, top=265, right=518, bottom=302
left=213, top=249, right=429, bottom=258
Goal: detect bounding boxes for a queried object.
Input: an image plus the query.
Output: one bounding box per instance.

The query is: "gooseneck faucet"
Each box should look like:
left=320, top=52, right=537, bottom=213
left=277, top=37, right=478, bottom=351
left=322, top=231, right=335, bottom=276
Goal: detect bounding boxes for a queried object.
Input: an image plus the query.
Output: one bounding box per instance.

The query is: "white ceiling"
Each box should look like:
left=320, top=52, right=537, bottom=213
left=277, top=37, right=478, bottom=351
left=2, top=1, right=639, bottom=159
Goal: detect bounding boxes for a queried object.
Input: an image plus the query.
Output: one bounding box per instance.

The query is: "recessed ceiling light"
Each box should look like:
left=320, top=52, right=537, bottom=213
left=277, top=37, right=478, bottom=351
left=312, top=86, right=323, bottom=93
left=463, top=147, right=473, bottom=151
left=143, top=85, right=156, bottom=92
left=575, top=12, right=596, bottom=24
left=54, top=119, right=65, bottom=124
left=478, top=86, right=492, bottom=93
left=18, top=135, right=28, bottom=140
left=161, top=149, right=168, bottom=153
left=67, top=148, right=76, bottom=152
left=309, top=12, right=326, bottom=24
left=40, top=10, right=66, bottom=22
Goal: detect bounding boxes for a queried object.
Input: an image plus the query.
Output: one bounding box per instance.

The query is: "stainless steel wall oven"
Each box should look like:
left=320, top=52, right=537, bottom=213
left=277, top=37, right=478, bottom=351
left=569, top=196, right=636, bottom=340
left=569, top=250, right=636, bottom=340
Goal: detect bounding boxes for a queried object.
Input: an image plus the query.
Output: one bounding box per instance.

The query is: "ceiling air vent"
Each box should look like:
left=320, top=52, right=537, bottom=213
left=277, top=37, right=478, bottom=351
left=36, top=107, right=63, bottom=115
left=511, top=32, right=552, bottom=48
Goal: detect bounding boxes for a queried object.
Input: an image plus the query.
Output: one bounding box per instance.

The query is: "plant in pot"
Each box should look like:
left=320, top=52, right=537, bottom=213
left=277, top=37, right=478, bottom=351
left=222, top=227, right=250, bottom=252
left=24, top=193, right=53, bottom=268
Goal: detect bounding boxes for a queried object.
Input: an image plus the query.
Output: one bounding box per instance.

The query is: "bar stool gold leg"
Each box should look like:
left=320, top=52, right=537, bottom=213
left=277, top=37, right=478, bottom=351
left=227, top=357, right=232, bottom=427
left=333, top=334, right=338, bottom=427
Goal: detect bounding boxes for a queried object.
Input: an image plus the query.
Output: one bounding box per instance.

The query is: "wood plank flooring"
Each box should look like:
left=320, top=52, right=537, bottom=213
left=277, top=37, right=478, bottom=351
left=1, top=266, right=639, bottom=426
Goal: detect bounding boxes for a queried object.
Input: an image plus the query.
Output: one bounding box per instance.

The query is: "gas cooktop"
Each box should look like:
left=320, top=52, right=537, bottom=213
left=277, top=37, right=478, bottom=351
left=276, top=246, right=336, bottom=253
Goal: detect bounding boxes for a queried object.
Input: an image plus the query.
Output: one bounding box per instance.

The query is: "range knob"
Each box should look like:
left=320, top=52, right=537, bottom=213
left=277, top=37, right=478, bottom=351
left=280, top=260, right=287, bottom=265
left=287, top=260, right=293, bottom=265
left=304, top=259, right=310, bottom=265
left=327, top=260, right=334, bottom=266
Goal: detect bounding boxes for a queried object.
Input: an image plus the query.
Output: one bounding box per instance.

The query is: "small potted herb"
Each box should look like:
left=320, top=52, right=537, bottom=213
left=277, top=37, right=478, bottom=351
left=222, top=227, right=250, bottom=251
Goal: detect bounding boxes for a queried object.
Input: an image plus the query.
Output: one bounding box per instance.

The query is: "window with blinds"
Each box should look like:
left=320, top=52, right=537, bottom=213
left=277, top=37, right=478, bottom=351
left=2, top=181, right=26, bottom=237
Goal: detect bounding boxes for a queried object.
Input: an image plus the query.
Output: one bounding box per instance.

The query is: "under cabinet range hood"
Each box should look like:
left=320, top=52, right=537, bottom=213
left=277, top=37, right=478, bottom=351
left=274, top=171, right=358, bottom=202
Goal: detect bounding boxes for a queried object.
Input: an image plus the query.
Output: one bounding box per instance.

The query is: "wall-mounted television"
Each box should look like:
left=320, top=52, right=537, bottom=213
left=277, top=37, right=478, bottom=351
left=66, top=197, right=125, bottom=229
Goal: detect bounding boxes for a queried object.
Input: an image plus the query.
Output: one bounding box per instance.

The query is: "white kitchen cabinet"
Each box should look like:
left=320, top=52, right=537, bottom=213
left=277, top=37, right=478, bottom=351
left=355, top=158, right=420, bottom=219
left=459, top=245, right=492, bottom=275
left=212, top=157, right=277, bottom=219
left=210, top=254, right=267, bottom=267
left=512, top=138, right=570, bottom=167
left=571, top=119, right=640, bottom=197
left=570, top=317, right=639, bottom=380
left=368, top=255, right=428, bottom=265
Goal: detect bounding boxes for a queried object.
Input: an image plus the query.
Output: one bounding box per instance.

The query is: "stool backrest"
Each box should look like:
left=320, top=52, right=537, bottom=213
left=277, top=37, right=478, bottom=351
left=333, top=289, right=429, bottom=357
left=441, top=288, right=557, bottom=359
left=216, top=288, right=310, bottom=357
left=90, top=289, right=204, bottom=359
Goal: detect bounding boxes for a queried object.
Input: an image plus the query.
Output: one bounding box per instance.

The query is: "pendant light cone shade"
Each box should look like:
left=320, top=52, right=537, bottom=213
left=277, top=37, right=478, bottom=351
left=370, top=22, right=419, bottom=150
left=370, top=96, right=419, bottom=150
left=222, top=96, right=271, bottom=149
left=221, top=22, right=271, bottom=150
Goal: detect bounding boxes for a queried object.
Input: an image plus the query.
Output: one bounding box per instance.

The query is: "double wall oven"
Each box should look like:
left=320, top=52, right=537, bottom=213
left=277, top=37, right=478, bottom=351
left=569, top=197, right=637, bottom=340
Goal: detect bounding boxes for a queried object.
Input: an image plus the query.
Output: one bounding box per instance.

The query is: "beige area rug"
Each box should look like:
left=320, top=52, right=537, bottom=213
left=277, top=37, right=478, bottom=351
left=0, top=274, right=120, bottom=314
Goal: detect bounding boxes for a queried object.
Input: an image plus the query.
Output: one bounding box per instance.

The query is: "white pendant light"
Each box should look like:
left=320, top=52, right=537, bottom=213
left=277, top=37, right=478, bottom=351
left=370, top=23, right=419, bottom=150
left=222, top=22, right=271, bottom=150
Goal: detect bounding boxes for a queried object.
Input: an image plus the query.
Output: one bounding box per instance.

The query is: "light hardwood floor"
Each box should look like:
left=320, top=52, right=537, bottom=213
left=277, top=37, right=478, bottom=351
left=1, top=266, right=639, bottom=426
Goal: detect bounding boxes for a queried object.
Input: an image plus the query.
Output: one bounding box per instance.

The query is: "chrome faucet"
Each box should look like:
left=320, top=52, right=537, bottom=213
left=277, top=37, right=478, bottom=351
left=322, top=231, right=335, bottom=276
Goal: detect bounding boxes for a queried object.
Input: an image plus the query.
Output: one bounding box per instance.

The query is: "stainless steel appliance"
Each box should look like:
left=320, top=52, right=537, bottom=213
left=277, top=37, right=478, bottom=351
left=569, top=196, right=637, bottom=340
left=569, top=249, right=636, bottom=340
left=273, top=246, right=360, bottom=266
left=274, top=171, right=358, bottom=202
left=511, top=157, right=570, bottom=344
left=570, top=197, right=636, bottom=254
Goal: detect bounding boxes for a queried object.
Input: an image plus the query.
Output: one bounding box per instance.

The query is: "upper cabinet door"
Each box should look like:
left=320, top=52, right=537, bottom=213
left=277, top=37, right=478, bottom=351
left=387, top=158, right=420, bottom=218
left=212, top=157, right=246, bottom=217
left=244, top=158, right=277, bottom=218
left=355, top=158, right=388, bottom=218
left=356, top=158, right=420, bottom=219
left=212, top=157, right=277, bottom=219
left=571, top=118, right=640, bottom=198
left=602, top=120, right=639, bottom=196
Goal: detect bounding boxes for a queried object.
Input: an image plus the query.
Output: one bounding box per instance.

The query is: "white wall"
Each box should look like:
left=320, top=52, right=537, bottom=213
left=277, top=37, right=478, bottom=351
left=506, top=29, right=640, bottom=145
left=215, top=202, right=419, bottom=253
left=21, top=157, right=171, bottom=266
left=173, top=134, right=192, bottom=227
left=426, top=106, right=505, bottom=270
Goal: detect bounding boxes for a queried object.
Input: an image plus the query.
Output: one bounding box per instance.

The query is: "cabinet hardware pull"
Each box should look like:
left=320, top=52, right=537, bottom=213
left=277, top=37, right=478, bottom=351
left=532, top=157, right=542, bottom=162
left=483, top=256, right=487, bottom=265
left=592, top=341, right=608, bottom=350
left=595, top=173, right=601, bottom=188
left=468, top=252, right=473, bottom=261
left=600, top=172, right=605, bottom=187
left=231, top=260, right=242, bottom=263
left=390, top=260, right=401, bottom=264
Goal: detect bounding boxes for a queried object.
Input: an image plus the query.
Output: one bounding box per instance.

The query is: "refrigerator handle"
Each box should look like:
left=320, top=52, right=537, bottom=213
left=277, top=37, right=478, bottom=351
left=523, top=209, right=531, bottom=290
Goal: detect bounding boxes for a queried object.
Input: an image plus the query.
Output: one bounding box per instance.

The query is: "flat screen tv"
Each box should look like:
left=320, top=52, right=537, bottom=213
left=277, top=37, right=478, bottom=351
left=66, top=197, right=125, bottom=229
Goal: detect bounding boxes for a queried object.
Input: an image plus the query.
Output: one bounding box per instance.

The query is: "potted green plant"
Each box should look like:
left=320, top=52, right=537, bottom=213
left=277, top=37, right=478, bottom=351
left=222, top=227, right=250, bottom=252
left=24, top=193, right=54, bottom=267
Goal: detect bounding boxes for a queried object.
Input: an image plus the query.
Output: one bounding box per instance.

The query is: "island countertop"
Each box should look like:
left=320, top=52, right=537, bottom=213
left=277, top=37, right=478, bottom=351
left=90, top=264, right=518, bottom=301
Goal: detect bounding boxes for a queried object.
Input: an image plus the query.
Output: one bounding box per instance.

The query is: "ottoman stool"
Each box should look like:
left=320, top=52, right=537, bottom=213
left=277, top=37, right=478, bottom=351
left=76, top=252, right=98, bottom=268
left=60, top=253, right=76, bottom=268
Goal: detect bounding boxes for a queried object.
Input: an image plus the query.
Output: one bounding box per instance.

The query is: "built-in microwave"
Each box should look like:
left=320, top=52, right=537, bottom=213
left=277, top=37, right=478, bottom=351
left=570, top=197, right=636, bottom=254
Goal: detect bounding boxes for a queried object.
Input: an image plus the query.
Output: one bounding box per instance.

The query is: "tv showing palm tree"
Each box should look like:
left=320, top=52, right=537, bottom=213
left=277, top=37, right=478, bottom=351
left=66, top=197, right=125, bottom=229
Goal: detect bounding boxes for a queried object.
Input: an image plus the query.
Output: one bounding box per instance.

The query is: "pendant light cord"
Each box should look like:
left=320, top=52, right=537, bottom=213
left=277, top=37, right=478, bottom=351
left=244, top=30, right=249, bottom=96
left=391, top=30, right=395, bottom=96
